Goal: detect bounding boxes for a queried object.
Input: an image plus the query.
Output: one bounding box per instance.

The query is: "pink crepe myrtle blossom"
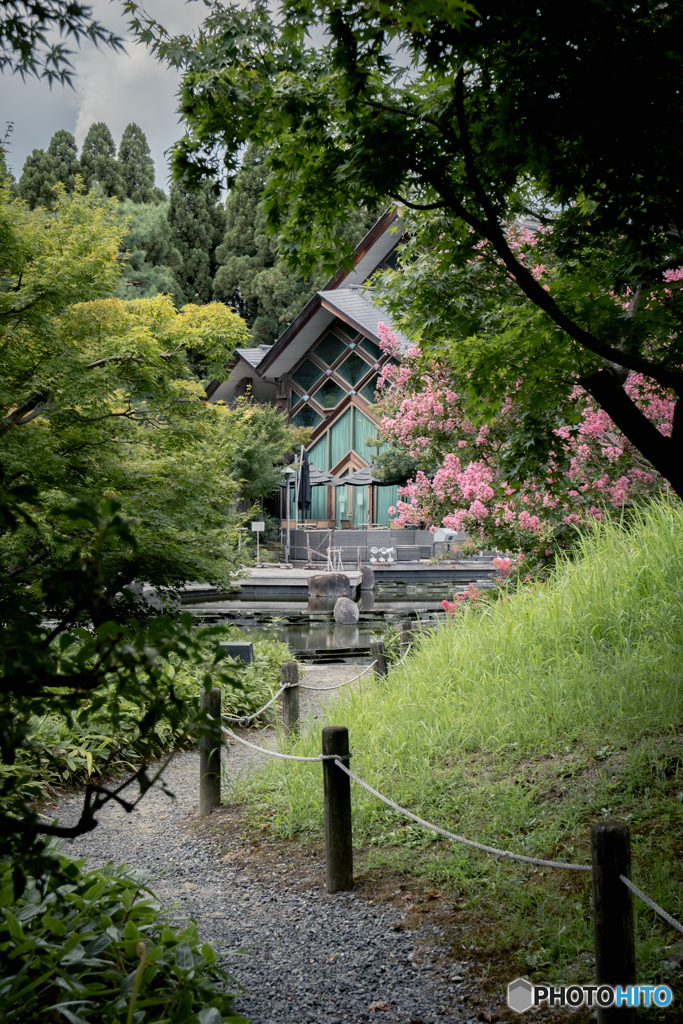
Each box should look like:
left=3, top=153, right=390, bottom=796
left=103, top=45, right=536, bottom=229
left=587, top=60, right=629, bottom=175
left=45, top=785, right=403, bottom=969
left=374, top=325, right=673, bottom=560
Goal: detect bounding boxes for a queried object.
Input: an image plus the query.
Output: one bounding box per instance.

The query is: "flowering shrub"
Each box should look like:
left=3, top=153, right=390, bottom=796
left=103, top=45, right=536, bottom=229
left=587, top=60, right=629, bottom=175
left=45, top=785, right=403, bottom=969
left=376, top=322, right=674, bottom=562
left=441, top=584, right=485, bottom=617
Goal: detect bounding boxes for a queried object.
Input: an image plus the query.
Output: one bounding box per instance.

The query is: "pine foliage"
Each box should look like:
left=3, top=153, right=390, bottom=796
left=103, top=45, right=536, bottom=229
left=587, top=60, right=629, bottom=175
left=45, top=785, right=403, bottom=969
left=115, top=199, right=183, bottom=300
left=16, top=129, right=81, bottom=208
left=168, top=180, right=225, bottom=305
left=118, top=122, right=158, bottom=203
left=79, top=121, right=126, bottom=198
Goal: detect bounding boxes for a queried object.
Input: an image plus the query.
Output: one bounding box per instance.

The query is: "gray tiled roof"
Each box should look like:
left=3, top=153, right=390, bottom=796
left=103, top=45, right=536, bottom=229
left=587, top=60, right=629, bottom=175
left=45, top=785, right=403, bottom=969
left=318, top=286, right=410, bottom=350
left=236, top=345, right=272, bottom=369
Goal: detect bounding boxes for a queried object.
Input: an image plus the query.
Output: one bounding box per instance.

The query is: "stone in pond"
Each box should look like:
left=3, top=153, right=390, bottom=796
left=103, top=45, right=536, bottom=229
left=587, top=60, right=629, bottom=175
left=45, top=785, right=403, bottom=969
left=334, top=596, right=360, bottom=624
left=360, top=564, right=375, bottom=590
left=308, top=572, right=350, bottom=598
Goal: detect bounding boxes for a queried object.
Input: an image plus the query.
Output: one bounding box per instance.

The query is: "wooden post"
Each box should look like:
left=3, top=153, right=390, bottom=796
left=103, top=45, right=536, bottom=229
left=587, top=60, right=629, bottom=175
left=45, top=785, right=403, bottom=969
left=591, top=822, right=636, bottom=1024
left=399, top=618, right=413, bottom=655
left=199, top=687, right=222, bottom=816
left=322, top=726, right=353, bottom=894
left=370, top=639, right=388, bottom=677
left=281, top=661, right=300, bottom=736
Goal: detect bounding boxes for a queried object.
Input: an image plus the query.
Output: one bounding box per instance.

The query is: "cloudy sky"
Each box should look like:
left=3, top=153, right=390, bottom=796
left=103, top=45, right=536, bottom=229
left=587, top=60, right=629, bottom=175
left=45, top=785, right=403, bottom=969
left=2, top=0, right=208, bottom=190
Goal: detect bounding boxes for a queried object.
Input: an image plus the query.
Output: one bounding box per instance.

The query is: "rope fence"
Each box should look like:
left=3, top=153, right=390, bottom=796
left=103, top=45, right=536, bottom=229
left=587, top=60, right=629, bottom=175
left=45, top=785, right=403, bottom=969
left=221, top=685, right=288, bottom=725
left=298, top=661, right=377, bottom=692
left=222, top=660, right=378, bottom=724
left=335, top=758, right=590, bottom=871
left=217, top=723, right=683, bottom=947
left=199, top=628, right=682, bottom=996
left=619, top=874, right=683, bottom=936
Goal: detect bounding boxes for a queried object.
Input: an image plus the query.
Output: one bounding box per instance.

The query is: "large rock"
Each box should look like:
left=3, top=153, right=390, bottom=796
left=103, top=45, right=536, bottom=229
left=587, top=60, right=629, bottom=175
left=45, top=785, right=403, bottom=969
left=334, top=596, right=360, bottom=624
left=122, top=582, right=179, bottom=613
left=308, top=572, right=350, bottom=598
left=360, top=564, right=375, bottom=590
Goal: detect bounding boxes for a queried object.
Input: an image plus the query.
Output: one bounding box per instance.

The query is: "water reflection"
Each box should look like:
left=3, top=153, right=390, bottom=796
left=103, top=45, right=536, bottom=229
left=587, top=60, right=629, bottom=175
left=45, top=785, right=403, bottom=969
left=332, top=624, right=360, bottom=648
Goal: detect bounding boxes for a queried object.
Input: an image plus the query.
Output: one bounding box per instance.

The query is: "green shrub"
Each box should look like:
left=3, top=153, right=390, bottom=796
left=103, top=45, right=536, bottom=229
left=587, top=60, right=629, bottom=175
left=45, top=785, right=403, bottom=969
left=0, top=851, right=248, bottom=1024
left=12, top=627, right=290, bottom=799
left=175, top=625, right=290, bottom=724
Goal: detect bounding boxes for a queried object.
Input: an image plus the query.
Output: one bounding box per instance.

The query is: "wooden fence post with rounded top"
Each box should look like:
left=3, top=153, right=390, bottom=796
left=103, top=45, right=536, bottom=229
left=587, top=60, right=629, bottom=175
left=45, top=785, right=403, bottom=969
left=281, top=661, right=300, bottom=736
left=199, top=687, right=222, bottom=817
left=322, top=726, right=353, bottom=894
left=591, top=821, right=635, bottom=1024
left=370, top=640, right=388, bottom=677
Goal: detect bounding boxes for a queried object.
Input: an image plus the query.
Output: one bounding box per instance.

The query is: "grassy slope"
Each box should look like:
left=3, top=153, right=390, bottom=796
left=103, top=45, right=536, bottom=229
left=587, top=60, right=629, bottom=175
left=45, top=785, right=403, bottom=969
left=233, top=501, right=683, bottom=1006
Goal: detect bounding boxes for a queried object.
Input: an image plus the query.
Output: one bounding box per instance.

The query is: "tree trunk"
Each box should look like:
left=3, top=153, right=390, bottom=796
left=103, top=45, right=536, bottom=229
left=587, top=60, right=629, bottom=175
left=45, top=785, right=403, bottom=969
left=580, top=369, right=683, bottom=499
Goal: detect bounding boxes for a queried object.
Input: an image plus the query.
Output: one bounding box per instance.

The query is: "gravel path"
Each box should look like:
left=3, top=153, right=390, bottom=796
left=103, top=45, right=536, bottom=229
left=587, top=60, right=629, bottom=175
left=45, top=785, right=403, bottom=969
left=56, top=665, right=498, bottom=1024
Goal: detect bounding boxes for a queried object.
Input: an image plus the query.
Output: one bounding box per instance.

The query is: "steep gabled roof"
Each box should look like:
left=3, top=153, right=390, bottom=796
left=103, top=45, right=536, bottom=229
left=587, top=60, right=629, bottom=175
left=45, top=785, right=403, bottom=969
left=205, top=345, right=275, bottom=401
left=321, top=205, right=403, bottom=291
left=236, top=344, right=272, bottom=369
left=319, top=286, right=409, bottom=347
left=256, top=206, right=404, bottom=378
left=255, top=288, right=408, bottom=378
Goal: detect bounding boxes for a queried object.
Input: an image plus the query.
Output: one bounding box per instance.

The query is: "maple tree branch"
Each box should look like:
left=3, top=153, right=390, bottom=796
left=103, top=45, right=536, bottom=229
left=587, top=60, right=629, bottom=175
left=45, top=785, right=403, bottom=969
left=452, top=70, right=683, bottom=396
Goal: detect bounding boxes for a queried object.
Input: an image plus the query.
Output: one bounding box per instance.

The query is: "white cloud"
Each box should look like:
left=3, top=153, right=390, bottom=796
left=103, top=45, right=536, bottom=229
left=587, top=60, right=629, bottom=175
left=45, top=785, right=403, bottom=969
left=72, top=38, right=183, bottom=190
left=3, top=0, right=205, bottom=187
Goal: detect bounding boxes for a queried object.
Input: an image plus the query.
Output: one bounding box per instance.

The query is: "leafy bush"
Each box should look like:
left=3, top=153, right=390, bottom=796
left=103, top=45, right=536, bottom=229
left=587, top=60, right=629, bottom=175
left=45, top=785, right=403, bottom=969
left=0, top=851, right=248, bottom=1023
left=174, top=625, right=290, bottom=725
left=13, top=627, right=291, bottom=798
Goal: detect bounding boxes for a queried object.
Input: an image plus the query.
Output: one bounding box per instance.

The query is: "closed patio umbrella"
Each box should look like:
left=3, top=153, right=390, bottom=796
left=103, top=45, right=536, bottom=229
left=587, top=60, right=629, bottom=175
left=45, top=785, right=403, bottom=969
left=298, top=448, right=312, bottom=514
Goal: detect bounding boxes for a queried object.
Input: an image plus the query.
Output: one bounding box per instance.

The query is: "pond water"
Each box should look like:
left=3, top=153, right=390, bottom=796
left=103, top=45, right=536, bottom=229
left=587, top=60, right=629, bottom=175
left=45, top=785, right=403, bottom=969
left=184, top=583, right=473, bottom=662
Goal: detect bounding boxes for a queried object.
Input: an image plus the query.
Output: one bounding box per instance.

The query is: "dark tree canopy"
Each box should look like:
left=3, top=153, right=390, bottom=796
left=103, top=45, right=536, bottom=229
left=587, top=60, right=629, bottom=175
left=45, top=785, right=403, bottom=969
left=17, top=128, right=81, bottom=208
left=80, top=121, right=126, bottom=198
left=168, top=180, right=225, bottom=305
left=214, top=142, right=379, bottom=342
left=118, top=122, right=158, bottom=203
left=138, top=0, right=683, bottom=497
left=115, top=198, right=184, bottom=300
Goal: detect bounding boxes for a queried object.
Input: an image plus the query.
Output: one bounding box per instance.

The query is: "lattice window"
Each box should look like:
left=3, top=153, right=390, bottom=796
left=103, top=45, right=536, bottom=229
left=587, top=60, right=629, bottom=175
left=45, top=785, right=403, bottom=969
left=291, top=404, right=322, bottom=428
left=314, top=333, right=345, bottom=366
left=291, top=359, right=323, bottom=392
left=333, top=317, right=359, bottom=341
left=359, top=336, right=382, bottom=361
left=360, top=375, right=378, bottom=405
left=315, top=380, right=346, bottom=409
left=337, top=351, right=371, bottom=387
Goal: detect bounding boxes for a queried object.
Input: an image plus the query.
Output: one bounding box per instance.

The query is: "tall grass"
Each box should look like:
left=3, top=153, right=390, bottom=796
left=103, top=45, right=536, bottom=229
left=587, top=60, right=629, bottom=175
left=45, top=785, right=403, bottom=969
left=235, top=501, right=683, bottom=988
left=237, top=499, right=683, bottom=842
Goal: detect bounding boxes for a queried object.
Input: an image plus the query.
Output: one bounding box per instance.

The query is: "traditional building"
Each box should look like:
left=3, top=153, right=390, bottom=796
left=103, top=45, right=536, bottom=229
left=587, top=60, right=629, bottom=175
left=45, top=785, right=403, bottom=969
left=208, top=206, right=408, bottom=527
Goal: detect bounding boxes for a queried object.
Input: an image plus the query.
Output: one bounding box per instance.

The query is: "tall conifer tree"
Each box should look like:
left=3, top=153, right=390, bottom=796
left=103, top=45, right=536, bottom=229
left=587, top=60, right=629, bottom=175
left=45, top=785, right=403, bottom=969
left=214, top=143, right=378, bottom=343
left=168, top=181, right=225, bottom=304
left=118, top=123, right=158, bottom=203
left=17, top=130, right=81, bottom=208
left=0, top=125, right=15, bottom=186
left=80, top=122, right=126, bottom=198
